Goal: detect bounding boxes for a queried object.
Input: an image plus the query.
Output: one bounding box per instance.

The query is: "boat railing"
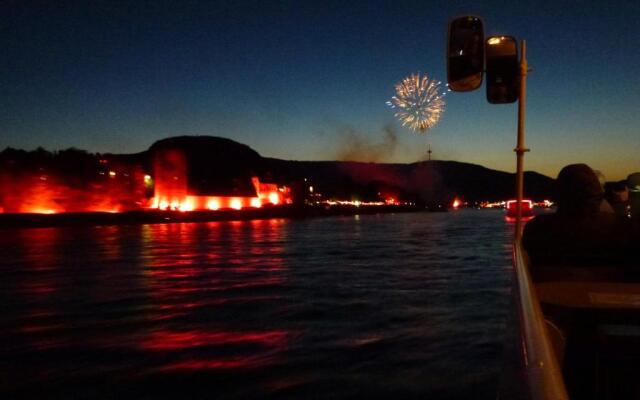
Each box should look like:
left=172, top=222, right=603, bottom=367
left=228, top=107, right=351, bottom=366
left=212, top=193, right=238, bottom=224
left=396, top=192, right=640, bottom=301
left=512, top=239, right=569, bottom=400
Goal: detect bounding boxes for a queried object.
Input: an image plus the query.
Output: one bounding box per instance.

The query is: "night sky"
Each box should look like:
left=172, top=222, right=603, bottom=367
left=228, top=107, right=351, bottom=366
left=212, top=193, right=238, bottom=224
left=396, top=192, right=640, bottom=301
left=2, top=1, right=639, bottom=179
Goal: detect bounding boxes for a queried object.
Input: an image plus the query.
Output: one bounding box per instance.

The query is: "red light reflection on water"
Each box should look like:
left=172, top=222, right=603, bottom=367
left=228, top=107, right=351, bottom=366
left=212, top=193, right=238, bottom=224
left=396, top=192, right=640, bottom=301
left=141, top=330, right=293, bottom=371
left=505, top=215, right=535, bottom=223
left=139, top=218, right=289, bottom=333
left=17, top=228, right=60, bottom=295
left=158, top=357, right=268, bottom=371
left=141, top=330, right=290, bottom=351
left=3, top=220, right=294, bottom=382
left=140, top=220, right=287, bottom=313
left=135, top=220, right=292, bottom=371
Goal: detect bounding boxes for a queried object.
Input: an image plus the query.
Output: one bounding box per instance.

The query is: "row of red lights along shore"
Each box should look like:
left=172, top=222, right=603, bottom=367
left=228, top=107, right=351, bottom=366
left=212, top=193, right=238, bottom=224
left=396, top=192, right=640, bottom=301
left=1, top=161, right=551, bottom=214
left=451, top=198, right=554, bottom=210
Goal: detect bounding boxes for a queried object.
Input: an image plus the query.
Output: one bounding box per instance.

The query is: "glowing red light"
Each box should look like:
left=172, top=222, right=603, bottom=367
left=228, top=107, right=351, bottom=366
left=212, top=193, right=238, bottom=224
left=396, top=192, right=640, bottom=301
left=178, top=199, right=194, bottom=212
left=505, top=199, right=535, bottom=220
left=207, top=199, right=220, bottom=210
left=268, top=192, right=280, bottom=205
left=230, top=199, right=242, bottom=210
left=506, top=199, right=533, bottom=212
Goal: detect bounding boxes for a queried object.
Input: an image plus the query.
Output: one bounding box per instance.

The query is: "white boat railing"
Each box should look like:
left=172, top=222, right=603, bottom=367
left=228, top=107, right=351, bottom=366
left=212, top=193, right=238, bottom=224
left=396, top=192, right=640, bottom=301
left=512, top=239, right=569, bottom=400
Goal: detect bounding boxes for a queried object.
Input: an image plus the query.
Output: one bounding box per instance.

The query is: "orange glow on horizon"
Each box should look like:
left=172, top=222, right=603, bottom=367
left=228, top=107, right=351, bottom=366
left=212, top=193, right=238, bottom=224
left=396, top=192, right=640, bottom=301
left=1, top=147, right=297, bottom=214
left=0, top=169, right=143, bottom=214
left=148, top=171, right=292, bottom=212
left=149, top=195, right=287, bottom=212
left=178, top=199, right=194, bottom=212
left=30, top=209, right=57, bottom=214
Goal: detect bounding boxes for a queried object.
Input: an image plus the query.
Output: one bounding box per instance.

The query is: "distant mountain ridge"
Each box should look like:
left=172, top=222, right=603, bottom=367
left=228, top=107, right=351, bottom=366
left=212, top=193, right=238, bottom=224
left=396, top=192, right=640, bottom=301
left=261, top=158, right=553, bottom=204
left=143, top=136, right=555, bottom=204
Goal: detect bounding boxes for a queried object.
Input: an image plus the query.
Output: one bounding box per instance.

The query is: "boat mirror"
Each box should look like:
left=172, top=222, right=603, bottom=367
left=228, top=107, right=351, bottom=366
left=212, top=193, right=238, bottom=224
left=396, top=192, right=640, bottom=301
left=447, top=16, right=484, bottom=92
left=486, top=35, right=519, bottom=104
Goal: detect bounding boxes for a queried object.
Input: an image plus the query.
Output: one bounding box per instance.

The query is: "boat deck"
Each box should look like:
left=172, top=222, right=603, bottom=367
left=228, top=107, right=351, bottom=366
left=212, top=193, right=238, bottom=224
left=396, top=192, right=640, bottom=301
left=529, top=260, right=640, bottom=399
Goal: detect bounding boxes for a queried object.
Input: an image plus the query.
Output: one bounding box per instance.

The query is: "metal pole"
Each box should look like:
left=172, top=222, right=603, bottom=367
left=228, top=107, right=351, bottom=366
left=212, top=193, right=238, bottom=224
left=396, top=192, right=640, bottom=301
left=515, top=40, right=529, bottom=240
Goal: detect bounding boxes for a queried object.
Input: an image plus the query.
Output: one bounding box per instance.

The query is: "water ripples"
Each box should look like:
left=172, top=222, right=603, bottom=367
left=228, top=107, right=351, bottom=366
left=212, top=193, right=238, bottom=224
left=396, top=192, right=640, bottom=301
left=0, top=210, right=513, bottom=399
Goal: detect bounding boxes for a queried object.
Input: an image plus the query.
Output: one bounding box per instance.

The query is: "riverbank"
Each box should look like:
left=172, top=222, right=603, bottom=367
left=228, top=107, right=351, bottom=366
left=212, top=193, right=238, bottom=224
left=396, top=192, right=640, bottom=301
left=0, top=204, right=425, bottom=228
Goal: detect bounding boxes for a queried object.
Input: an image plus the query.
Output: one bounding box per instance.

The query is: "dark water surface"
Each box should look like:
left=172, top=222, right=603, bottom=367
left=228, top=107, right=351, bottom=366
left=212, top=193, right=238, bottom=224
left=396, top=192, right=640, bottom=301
left=0, top=210, right=514, bottom=399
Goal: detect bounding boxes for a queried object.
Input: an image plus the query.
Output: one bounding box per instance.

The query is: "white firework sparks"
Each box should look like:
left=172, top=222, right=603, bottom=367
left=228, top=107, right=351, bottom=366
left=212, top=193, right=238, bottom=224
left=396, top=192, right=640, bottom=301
left=387, top=73, right=446, bottom=132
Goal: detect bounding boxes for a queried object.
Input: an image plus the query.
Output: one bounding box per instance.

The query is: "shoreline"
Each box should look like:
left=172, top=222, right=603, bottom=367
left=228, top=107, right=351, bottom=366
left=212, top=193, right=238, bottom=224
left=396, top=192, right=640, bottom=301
left=0, top=205, right=427, bottom=229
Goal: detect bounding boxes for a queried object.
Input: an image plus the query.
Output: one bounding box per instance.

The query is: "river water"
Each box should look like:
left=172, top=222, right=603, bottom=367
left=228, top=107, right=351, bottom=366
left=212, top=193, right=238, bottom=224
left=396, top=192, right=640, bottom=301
left=0, top=210, right=514, bottom=399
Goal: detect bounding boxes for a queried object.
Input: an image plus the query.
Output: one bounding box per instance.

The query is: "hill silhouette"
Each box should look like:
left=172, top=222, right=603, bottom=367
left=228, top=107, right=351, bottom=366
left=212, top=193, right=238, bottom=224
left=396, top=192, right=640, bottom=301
left=142, top=136, right=554, bottom=204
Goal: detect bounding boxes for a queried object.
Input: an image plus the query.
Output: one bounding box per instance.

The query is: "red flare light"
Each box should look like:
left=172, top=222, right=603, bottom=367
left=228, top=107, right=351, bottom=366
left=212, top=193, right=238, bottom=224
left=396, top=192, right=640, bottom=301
left=1, top=147, right=293, bottom=214
left=0, top=168, right=147, bottom=214
left=505, top=199, right=535, bottom=221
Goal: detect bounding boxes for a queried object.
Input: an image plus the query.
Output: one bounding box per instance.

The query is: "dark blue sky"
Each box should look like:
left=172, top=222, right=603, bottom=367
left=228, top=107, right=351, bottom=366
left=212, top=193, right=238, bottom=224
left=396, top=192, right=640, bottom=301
left=2, top=0, right=639, bottom=179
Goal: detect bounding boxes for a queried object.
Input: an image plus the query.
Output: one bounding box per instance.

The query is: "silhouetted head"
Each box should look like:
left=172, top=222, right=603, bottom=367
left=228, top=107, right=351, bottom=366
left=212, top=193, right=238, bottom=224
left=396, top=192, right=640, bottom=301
left=593, top=170, right=606, bottom=190
left=628, top=172, right=640, bottom=219
left=555, top=164, right=603, bottom=216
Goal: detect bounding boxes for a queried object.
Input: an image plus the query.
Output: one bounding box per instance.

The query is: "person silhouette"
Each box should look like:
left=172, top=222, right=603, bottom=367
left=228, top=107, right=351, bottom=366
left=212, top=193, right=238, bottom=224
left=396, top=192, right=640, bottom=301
left=523, top=164, right=632, bottom=267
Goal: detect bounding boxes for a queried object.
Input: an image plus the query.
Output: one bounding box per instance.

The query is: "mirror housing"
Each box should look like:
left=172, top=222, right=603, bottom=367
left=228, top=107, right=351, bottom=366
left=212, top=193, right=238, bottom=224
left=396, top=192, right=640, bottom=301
left=447, top=16, right=484, bottom=92
left=486, top=36, right=519, bottom=104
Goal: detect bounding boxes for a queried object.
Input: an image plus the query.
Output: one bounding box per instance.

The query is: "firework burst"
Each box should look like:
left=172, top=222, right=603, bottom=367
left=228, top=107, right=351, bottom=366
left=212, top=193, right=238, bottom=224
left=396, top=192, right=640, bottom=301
left=387, top=73, right=446, bottom=132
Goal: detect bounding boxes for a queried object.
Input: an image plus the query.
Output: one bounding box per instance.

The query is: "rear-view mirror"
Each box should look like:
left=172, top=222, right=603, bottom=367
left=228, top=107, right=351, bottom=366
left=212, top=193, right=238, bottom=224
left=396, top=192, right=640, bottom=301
left=486, top=36, right=519, bottom=104
left=447, top=16, right=484, bottom=92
